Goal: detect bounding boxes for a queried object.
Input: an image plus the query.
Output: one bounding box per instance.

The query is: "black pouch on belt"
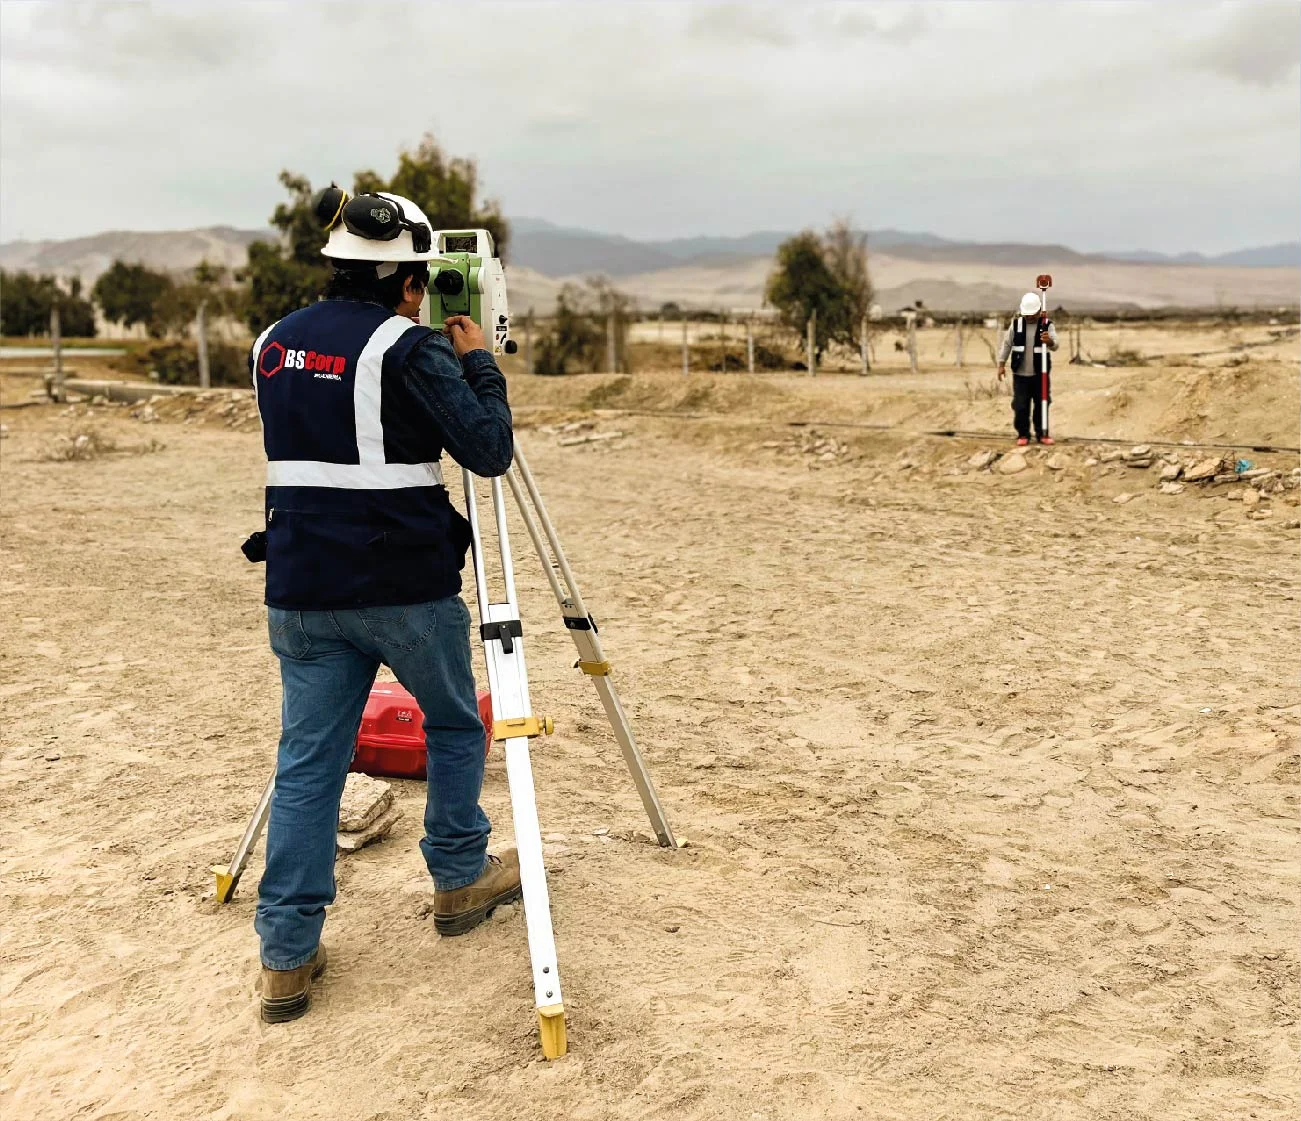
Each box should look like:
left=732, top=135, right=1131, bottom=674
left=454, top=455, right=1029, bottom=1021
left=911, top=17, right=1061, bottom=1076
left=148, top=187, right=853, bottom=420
left=241, top=531, right=267, bottom=563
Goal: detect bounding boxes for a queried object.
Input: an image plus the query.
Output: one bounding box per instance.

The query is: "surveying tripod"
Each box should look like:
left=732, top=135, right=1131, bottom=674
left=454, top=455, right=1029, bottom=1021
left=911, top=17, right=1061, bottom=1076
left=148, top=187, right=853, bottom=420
left=210, top=443, right=676, bottom=1059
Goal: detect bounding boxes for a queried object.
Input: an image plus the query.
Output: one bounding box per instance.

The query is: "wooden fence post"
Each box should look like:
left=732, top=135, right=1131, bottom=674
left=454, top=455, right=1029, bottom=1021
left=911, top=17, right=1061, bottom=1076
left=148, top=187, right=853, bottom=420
left=907, top=314, right=918, bottom=374
left=50, top=301, right=65, bottom=403
left=524, top=307, right=534, bottom=374
left=197, top=301, right=211, bottom=389
left=807, top=311, right=816, bottom=376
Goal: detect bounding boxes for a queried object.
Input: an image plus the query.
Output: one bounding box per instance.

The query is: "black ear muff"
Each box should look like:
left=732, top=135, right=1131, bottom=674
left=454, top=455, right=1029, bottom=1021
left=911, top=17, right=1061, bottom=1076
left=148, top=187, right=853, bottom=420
left=311, top=183, right=348, bottom=231
left=409, top=224, right=432, bottom=254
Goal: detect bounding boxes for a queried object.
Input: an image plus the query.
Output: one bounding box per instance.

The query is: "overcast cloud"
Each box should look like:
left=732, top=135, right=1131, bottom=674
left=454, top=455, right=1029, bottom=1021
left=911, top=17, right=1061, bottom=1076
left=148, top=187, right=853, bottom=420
left=1, top=0, right=1298, bottom=253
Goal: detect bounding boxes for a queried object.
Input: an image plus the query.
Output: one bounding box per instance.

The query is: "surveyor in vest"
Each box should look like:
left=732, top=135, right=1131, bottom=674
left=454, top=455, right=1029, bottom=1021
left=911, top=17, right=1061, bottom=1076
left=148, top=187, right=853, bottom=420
left=997, top=292, right=1059, bottom=445
left=246, top=189, right=520, bottom=1023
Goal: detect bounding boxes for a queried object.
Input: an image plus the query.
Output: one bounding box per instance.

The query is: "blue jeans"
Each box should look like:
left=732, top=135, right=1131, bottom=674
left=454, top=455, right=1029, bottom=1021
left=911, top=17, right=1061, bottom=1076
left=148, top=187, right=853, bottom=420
left=255, top=597, right=491, bottom=969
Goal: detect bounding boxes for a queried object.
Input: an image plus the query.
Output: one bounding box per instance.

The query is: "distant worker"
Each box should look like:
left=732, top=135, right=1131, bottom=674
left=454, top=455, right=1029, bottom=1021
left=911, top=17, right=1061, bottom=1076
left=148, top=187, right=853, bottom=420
left=997, top=291, right=1058, bottom=445
left=244, top=188, right=520, bottom=1024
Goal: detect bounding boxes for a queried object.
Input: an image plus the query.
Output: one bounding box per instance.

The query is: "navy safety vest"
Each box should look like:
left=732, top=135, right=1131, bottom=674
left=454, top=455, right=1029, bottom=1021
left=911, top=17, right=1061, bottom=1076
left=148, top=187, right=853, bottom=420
left=1010, top=315, right=1053, bottom=376
left=251, top=299, right=473, bottom=609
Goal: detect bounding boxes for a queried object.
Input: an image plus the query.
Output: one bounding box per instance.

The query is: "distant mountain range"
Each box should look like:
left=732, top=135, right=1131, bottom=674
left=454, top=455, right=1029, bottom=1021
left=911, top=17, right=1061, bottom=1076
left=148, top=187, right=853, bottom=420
left=1, top=220, right=1294, bottom=287
left=508, top=218, right=1299, bottom=277
left=1, top=222, right=1295, bottom=314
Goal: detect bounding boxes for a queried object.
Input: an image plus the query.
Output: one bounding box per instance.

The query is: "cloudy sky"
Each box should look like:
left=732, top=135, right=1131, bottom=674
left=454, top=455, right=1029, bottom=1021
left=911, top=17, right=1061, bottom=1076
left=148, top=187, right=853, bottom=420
left=1, top=1, right=1298, bottom=253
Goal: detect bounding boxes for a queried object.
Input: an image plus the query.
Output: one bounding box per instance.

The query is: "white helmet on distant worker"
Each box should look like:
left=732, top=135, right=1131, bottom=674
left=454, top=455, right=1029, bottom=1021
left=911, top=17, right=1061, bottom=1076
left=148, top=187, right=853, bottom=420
left=1019, top=291, right=1043, bottom=316
left=311, top=185, right=446, bottom=263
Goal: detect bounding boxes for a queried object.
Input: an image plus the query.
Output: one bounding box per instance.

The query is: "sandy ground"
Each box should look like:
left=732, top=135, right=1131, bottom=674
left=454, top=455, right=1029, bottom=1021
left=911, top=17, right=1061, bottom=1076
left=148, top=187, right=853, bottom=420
left=1, top=332, right=1298, bottom=1120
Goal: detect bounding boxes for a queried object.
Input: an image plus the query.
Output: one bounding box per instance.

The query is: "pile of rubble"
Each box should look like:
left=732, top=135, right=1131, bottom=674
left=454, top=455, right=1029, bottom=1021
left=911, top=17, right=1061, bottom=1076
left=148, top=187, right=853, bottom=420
left=130, top=390, right=261, bottom=432
left=963, top=442, right=1299, bottom=517
left=536, top=419, right=626, bottom=447
left=762, top=428, right=855, bottom=468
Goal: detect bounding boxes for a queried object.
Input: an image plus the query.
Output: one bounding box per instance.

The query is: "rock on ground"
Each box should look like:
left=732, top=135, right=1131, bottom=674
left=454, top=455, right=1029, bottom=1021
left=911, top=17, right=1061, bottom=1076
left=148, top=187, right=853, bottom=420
left=997, top=453, right=1028, bottom=475
left=337, top=805, right=403, bottom=853
left=338, top=772, right=394, bottom=832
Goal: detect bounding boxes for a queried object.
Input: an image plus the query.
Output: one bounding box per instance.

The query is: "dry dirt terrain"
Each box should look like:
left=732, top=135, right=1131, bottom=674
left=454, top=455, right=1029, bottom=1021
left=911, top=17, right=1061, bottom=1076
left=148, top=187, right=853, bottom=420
left=1, top=327, right=1298, bottom=1120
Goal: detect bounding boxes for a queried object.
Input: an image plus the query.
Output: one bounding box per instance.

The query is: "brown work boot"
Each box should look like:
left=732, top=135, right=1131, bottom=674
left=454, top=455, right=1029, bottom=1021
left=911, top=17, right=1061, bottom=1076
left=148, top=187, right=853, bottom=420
left=259, top=945, right=328, bottom=1024
left=433, top=849, right=522, bottom=936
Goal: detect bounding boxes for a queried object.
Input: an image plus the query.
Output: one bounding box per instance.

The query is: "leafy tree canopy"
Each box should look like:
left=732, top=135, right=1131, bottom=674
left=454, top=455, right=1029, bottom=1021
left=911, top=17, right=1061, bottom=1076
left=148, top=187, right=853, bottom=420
left=1, top=271, right=96, bottom=337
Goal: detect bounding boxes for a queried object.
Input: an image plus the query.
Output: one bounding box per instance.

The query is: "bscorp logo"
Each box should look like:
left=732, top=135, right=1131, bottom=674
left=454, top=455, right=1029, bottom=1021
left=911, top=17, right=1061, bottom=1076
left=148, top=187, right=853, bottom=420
left=258, top=341, right=347, bottom=380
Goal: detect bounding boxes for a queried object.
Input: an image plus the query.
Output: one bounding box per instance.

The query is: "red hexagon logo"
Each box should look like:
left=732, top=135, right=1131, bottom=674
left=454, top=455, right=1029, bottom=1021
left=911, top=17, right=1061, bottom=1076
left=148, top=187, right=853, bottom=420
left=258, top=340, right=286, bottom=378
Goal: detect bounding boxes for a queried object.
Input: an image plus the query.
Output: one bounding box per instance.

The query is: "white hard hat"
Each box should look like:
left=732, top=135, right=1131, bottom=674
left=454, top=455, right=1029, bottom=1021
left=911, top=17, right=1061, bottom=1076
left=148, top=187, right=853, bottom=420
left=320, top=192, right=446, bottom=262
left=1019, top=291, right=1043, bottom=316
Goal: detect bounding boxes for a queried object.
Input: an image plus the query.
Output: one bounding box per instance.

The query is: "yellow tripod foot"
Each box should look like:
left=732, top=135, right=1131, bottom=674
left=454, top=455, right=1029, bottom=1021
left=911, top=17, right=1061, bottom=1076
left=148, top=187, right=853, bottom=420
left=538, top=1003, right=567, bottom=1059
left=211, top=865, right=236, bottom=904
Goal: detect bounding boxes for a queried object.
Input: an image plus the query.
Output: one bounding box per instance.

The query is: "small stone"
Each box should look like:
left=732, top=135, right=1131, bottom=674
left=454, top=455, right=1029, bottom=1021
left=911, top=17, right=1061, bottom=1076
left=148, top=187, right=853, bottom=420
left=491, top=902, right=518, bottom=924
left=1212, top=473, right=1239, bottom=484
left=1282, top=519, right=1300, bottom=529
left=1241, top=489, right=1262, bottom=508
left=1126, top=445, right=1152, bottom=459
left=543, top=832, right=567, bottom=843
left=1158, top=482, right=1185, bottom=495
left=1159, top=464, right=1183, bottom=481
left=1184, top=457, right=1224, bottom=482
left=1113, top=493, right=1134, bottom=504
left=1083, top=457, right=1099, bottom=467
left=591, top=826, right=610, bottom=836
left=44, top=752, right=61, bottom=762
left=1247, top=509, right=1272, bottom=520
left=967, top=450, right=996, bottom=469
left=1046, top=453, right=1069, bottom=470
left=1125, top=459, right=1152, bottom=469
left=1100, top=450, right=1126, bottom=463
left=664, top=924, right=681, bottom=933
left=1240, top=468, right=1273, bottom=480
left=1225, top=490, right=1243, bottom=501
left=998, top=453, right=1028, bottom=475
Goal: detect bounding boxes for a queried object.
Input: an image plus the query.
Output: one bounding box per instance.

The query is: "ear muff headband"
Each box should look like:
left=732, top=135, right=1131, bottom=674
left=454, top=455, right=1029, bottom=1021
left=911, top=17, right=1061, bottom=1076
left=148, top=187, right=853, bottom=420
left=340, top=193, right=432, bottom=254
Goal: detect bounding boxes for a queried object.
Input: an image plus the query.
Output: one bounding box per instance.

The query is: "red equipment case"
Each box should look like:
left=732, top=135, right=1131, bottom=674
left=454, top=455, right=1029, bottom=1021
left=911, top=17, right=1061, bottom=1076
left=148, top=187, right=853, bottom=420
left=352, top=683, right=493, bottom=779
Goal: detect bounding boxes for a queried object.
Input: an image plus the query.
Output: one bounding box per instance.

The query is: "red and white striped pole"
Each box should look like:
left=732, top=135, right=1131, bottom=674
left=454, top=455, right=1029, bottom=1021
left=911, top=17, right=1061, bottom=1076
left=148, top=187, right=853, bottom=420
left=1035, top=273, right=1053, bottom=437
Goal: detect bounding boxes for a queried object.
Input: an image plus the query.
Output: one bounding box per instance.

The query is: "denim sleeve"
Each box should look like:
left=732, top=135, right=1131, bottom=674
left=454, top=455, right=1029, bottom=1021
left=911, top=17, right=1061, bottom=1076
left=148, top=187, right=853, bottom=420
left=402, top=335, right=514, bottom=477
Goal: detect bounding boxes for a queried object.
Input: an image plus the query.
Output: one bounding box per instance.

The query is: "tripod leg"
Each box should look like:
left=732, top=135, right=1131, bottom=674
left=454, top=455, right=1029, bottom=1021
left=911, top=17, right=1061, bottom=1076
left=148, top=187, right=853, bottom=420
left=464, top=470, right=567, bottom=1059
left=506, top=457, right=677, bottom=847
left=212, top=771, right=274, bottom=903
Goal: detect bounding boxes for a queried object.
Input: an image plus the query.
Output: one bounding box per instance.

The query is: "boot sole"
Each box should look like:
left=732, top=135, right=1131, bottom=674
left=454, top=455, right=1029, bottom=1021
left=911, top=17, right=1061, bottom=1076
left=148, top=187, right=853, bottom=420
left=260, top=955, right=328, bottom=1024
left=433, top=883, right=523, bottom=936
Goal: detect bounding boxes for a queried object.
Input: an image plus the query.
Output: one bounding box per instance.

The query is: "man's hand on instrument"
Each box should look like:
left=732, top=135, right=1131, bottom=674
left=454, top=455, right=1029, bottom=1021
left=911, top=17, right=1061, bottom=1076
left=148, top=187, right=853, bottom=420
left=1038, top=329, right=1052, bottom=345
left=444, top=315, right=488, bottom=357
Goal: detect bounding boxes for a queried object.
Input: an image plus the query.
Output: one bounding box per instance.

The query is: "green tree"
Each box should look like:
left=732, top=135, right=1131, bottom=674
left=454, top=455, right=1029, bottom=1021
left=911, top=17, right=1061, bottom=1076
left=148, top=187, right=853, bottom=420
left=1, top=270, right=96, bottom=337
left=92, top=260, right=175, bottom=336
left=354, top=133, right=510, bottom=261
left=534, top=282, right=607, bottom=375
left=242, top=171, right=331, bottom=330
left=764, top=221, right=874, bottom=359
left=822, top=218, right=874, bottom=346
left=764, top=231, right=845, bottom=358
